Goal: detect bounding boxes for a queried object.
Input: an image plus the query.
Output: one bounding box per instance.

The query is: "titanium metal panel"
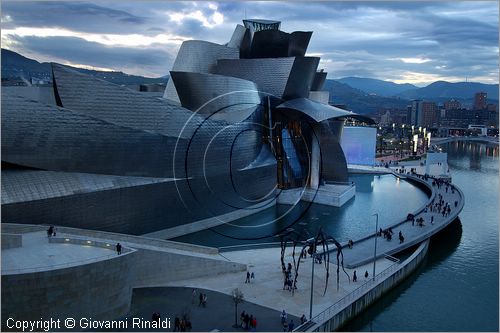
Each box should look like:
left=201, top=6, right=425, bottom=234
left=2, top=170, right=275, bottom=235
left=282, top=57, right=319, bottom=99
left=313, top=122, right=349, bottom=182
left=1, top=94, right=186, bottom=177
left=247, top=30, right=312, bottom=58
left=170, top=71, right=262, bottom=122
left=308, top=91, right=330, bottom=104
left=276, top=98, right=375, bottom=124
left=276, top=98, right=353, bottom=122
left=311, top=71, right=327, bottom=91
left=239, top=28, right=253, bottom=58
left=163, top=40, right=240, bottom=102
left=1, top=170, right=171, bottom=205
left=215, top=57, right=296, bottom=98
left=250, top=30, right=289, bottom=58
left=288, top=31, right=312, bottom=57
left=227, top=24, right=247, bottom=48
left=52, top=63, right=203, bottom=139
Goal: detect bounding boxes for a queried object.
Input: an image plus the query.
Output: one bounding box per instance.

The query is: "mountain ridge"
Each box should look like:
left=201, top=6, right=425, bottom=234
left=2, top=48, right=497, bottom=113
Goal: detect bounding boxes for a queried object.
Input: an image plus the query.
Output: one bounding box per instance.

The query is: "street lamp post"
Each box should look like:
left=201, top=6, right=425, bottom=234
left=372, top=213, right=379, bottom=281
left=309, top=252, right=315, bottom=319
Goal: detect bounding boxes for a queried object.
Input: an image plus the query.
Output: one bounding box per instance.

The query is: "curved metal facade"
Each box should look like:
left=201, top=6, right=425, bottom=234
left=311, top=71, right=327, bottom=91
left=215, top=56, right=320, bottom=99
left=170, top=71, right=262, bottom=122
left=215, top=57, right=295, bottom=98
left=2, top=18, right=374, bottom=235
left=282, top=56, right=320, bottom=99
left=276, top=97, right=376, bottom=124
left=163, top=40, right=240, bottom=103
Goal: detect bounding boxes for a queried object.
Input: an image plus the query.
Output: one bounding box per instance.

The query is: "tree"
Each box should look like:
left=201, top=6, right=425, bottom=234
left=231, top=288, right=245, bottom=328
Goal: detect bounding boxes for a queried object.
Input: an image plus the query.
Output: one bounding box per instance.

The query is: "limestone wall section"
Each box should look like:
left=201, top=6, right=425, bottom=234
left=1, top=251, right=136, bottom=328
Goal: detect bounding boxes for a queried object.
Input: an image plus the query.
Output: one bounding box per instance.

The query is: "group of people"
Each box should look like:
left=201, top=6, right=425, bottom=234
left=173, top=315, right=192, bottom=332
left=430, top=193, right=453, bottom=218
left=280, top=310, right=295, bottom=331
left=352, top=270, right=369, bottom=282
left=240, top=311, right=257, bottom=331
left=245, top=271, right=255, bottom=283
left=412, top=216, right=426, bottom=227
left=379, top=227, right=394, bottom=241
left=347, top=239, right=354, bottom=249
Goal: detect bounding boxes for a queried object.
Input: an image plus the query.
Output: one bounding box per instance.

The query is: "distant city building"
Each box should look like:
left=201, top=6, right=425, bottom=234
left=380, top=110, right=392, bottom=125
left=444, top=99, right=461, bottom=110
left=410, top=100, right=423, bottom=127
left=421, top=101, right=438, bottom=127
left=473, top=92, right=487, bottom=110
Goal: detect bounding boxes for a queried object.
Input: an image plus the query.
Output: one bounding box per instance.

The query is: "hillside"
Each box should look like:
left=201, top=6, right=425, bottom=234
left=1, top=48, right=168, bottom=85
left=397, top=81, right=499, bottom=101
left=336, top=77, right=417, bottom=97
left=323, top=79, right=410, bottom=114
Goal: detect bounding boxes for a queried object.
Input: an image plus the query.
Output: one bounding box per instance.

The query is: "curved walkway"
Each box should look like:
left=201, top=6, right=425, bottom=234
left=432, top=136, right=499, bottom=145
left=336, top=172, right=464, bottom=268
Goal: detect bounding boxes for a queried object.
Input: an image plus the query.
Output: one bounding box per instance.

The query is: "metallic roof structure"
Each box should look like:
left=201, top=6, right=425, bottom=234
left=163, top=40, right=240, bottom=103
left=2, top=17, right=374, bottom=235
left=52, top=64, right=204, bottom=139
left=276, top=98, right=376, bottom=124
left=1, top=170, right=171, bottom=205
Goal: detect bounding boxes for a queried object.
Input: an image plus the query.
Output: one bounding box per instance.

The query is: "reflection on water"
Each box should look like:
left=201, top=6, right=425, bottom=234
left=348, top=141, right=499, bottom=332
left=343, top=219, right=463, bottom=332
left=174, top=174, right=428, bottom=247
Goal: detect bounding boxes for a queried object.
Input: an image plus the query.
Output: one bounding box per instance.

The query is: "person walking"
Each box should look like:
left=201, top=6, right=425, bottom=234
left=364, top=270, right=369, bottom=279
left=280, top=310, right=287, bottom=324
left=191, top=289, right=197, bottom=304
left=116, top=242, right=122, bottom=255
left=245, top=271, right=251, bottom=283
left=353, top=270, right=357, bottom=282
left=288, top=319, right=295, bottom=331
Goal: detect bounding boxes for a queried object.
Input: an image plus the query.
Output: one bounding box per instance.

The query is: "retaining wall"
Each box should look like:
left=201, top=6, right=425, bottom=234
left=310, top=240, right=429, bottom=331
left=1, top=250, right=136, bottom=331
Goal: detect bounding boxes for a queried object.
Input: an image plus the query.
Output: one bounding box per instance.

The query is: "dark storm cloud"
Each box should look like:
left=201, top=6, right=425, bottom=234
left=8, top=35, right=173, bottom=77
left=2, top=1, right=498, bottom=84
left=2, top=1, right=149, bottom=34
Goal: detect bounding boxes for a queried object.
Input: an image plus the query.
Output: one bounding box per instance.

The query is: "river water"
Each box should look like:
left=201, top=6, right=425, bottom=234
left=344, top=141, right=499, bottom=332
left=174, top=140, right=499, bottom=331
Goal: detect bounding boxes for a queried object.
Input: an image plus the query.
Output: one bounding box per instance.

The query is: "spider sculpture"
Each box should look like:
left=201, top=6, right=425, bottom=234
left=279, top=227, right=350, bottom=296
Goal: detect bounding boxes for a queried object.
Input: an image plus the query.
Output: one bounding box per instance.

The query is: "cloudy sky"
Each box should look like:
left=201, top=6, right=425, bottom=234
left=2, top=1, right=498, bottom=86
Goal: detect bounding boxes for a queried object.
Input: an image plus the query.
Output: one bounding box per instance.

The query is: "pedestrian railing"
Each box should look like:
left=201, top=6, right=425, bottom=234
left=294, top=257, right=400, bottom=332
left=218, top=242, right=282, bottom=252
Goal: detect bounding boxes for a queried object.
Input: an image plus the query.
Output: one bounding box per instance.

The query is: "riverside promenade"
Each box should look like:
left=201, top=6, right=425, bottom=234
left=162, top=168, right=464, bottom=331
left=339, top=171, right=464, bottom=268
left=2, top=165, right=464, bottom=332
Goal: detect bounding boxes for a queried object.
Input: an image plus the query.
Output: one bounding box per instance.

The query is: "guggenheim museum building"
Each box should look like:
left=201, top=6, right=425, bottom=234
left=1, top=19, right=375, bottom=236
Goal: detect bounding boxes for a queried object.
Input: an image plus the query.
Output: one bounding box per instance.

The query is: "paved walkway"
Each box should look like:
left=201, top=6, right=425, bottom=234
left=161, top=246, right=395, bottom=321
left=1, top=231, right=116, bottom=274
left=111, top=287, right=300, bottom=332
left=339, top=171, right=462, bottom=268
